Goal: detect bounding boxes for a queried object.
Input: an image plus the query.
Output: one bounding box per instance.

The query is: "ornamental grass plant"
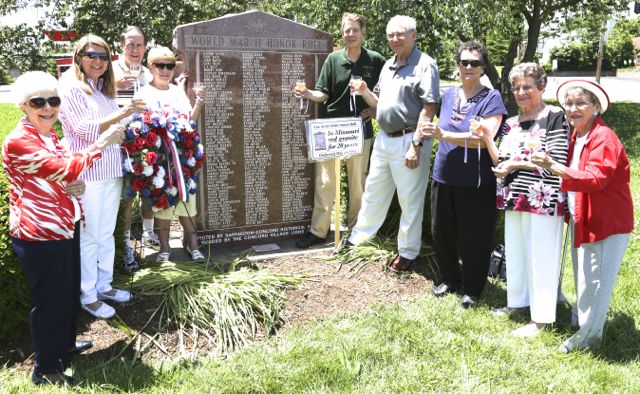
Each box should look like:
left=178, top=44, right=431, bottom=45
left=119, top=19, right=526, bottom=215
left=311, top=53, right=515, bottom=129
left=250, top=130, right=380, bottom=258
left=115, top=257, right=304, bottom=357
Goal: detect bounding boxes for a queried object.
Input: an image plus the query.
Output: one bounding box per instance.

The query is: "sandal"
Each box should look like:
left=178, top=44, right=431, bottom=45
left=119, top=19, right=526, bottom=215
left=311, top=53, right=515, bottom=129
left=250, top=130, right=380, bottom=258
left=185, top=246, right=206, bottom=262
left=156, top=251, right=171, bottom=262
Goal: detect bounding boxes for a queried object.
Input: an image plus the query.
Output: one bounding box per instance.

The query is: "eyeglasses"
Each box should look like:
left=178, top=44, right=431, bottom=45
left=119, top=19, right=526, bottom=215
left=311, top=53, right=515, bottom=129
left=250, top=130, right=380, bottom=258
left=510, top=85, right=535, bottom=93
left=153, top=62, right=176, bottom=70
left=81, top=51, right=109, bottom=61
left=125, top=43, right=145, bottom=50
left=564, top=100, right=591, bottom=109
left=386, top=31, right=408, bottom=40
left=459, top=59, right=485, bottom=68
left=28, top=96, right=61, bottom=109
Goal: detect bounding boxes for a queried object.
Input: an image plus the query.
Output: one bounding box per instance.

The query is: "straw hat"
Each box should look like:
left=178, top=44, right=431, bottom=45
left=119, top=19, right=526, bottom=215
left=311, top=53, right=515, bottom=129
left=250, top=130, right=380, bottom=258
left=556, top=79, right=610, bottom=114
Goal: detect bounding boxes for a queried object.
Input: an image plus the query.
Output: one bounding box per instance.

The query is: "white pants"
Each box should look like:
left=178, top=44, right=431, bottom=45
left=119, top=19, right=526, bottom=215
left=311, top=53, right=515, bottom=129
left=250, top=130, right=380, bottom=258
left=563, top=223, right=630, bottom=351
left=310, top=138, right=372, bottom=238
left=505, top=210, right=564, bottom=323
left=349, top=132, right=432, bottom=260
left=79, top=178, right=123, bottom=305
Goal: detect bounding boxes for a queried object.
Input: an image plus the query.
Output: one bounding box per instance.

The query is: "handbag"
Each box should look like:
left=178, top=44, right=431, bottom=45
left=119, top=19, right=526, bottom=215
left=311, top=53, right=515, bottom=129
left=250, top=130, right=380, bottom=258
left=488, top=244, right=506, bottom=281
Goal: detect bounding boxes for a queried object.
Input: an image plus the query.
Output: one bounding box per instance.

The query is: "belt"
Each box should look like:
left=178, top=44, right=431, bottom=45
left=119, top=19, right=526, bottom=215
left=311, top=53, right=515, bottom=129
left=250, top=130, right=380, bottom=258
left=386, top=126, right=416, bottom=137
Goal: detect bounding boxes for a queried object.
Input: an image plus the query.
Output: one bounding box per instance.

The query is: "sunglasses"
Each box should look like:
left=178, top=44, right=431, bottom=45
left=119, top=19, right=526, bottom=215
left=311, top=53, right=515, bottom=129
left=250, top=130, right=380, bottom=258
left=81, top=51, right=110, bottom=61
left=28, top=96, right=62, bottom=109
left=459, top=59, right=484, bottom=68
left=153, top=62, right=176, bottom=70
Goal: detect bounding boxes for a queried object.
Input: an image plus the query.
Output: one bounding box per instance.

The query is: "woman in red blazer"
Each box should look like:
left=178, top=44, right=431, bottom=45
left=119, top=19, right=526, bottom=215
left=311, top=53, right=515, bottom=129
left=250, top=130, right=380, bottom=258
left=532, top=80, right=633, bottom=353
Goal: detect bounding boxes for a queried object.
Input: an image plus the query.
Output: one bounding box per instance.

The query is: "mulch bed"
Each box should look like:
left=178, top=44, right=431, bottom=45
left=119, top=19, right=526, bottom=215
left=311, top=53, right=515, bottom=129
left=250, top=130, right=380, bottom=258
left=1, top=249, right=437, bottom=370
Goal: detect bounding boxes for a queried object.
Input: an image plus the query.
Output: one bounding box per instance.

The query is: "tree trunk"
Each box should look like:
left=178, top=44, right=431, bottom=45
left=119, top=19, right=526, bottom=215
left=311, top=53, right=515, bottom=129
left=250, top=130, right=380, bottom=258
left=501, top=36, right=521, bottom=116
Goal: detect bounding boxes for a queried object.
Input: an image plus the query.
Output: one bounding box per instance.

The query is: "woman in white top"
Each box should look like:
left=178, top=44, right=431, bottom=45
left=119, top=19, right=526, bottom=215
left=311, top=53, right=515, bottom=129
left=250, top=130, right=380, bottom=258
left=135, top=46, right=205, bottom=262
left=58, top=34, right=145, bottom=320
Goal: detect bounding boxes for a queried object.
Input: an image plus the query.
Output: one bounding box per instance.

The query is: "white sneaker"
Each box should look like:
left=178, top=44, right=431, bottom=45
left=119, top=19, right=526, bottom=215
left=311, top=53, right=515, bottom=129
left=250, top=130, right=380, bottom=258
left=122, top=244, right=139, bottom=272
left=97, top=289, right=132, bottom=303
left=141, top=231, right=160, bottom=247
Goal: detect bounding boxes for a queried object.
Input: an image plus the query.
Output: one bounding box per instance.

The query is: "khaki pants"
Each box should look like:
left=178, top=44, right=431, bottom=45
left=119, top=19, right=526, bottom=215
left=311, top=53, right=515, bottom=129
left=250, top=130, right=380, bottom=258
left=309, top=138, right=373, bottom=238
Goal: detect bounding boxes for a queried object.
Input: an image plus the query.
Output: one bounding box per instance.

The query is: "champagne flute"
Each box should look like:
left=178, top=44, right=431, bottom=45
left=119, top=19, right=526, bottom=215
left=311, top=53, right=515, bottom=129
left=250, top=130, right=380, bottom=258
left=469, top=115, right=483, bottom=136
left=350, top=75, right=363, bottom=96
left=129, top=63, right=142, bottom=92
left=296, top=79, right=306, bottom=112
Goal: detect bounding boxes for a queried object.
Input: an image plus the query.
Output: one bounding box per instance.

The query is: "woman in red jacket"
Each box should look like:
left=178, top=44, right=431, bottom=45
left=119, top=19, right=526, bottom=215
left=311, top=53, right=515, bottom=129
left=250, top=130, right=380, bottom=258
left=532, top=80, right=633, bottom=353
left=2, top=71, right=123, bottom=385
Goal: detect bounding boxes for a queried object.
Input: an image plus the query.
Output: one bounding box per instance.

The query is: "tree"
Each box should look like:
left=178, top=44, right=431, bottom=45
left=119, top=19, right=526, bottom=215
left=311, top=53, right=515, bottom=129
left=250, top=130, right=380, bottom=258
left=606, top=17, right=640, bottom=68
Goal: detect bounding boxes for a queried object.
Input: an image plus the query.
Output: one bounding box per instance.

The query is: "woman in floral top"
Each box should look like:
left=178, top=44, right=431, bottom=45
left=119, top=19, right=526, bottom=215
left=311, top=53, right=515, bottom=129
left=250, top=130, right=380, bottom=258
left=481, top=62, right=569, bottom=337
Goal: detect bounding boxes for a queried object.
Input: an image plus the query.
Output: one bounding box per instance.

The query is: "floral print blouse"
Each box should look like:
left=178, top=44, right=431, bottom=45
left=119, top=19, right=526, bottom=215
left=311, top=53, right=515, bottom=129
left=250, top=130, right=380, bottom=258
left=496, top=105, right=569, bottom=216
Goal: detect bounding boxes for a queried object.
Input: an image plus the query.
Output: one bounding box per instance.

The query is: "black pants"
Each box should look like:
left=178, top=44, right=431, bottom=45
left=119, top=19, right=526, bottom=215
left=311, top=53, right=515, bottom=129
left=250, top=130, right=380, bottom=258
left=431, top=181, right=497, bottom=297
left=12, top=222, right=80, bottom=373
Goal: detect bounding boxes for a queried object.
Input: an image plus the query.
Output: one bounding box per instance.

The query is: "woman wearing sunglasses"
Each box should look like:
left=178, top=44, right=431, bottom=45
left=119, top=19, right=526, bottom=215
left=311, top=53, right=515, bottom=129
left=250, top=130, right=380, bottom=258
left=58, top=34, right=145, bottom=320
left=135, top=46, right=206, bottom=262
left=2, top=71, right=124, bottom=385
left=421, top=41, right=506, bottom=309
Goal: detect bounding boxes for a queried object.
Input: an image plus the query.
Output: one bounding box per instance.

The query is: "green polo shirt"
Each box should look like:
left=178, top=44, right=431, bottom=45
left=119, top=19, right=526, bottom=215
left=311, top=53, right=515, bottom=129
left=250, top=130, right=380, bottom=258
left=314, top=47, right=386, bottom=139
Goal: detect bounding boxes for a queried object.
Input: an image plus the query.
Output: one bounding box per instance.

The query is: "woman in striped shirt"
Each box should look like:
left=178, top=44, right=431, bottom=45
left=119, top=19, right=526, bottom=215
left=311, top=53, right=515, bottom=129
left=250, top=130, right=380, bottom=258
left=58, top=34, right=145, bottom=320
left=481, top=63, right=569, bottom=337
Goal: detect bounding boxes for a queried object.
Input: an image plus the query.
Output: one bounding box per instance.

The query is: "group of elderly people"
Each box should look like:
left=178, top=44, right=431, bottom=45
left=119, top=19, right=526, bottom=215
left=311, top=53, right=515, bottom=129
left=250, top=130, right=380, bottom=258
left=1, top=12, right=633, bottom=386
left=2, top=27, right=204, bottom=384
left=295, top=13, right=632, bottom=354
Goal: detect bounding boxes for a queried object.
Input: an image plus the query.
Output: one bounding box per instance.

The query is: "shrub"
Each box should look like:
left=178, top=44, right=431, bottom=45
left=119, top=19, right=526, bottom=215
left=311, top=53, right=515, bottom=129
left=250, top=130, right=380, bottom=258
left=550, top=41, right=615, bottom=72
left=0, top=172, right=30, bottom=341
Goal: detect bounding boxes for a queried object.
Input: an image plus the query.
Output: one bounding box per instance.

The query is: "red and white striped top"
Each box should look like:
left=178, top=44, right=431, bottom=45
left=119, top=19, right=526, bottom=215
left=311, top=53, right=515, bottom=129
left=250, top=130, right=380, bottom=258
left=58, top=78, right=122, bottom=181
left=2, top=119, right=103, bottom=241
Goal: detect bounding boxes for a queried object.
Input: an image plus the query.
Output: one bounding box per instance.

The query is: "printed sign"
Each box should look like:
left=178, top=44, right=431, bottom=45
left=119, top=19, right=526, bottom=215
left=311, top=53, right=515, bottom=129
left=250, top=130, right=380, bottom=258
left=304, top=117, right=364, bottom=161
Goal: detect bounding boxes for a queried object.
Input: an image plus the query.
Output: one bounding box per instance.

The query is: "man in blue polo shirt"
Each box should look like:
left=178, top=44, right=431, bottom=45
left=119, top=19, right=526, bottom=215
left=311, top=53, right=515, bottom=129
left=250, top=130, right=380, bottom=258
left=294, top=12, right=385, bottom=248
left=347, top=15, right=440, bottom=272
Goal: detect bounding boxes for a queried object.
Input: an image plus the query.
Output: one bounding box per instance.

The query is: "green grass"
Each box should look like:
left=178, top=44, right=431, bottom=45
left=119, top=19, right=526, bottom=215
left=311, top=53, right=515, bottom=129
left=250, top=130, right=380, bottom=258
left=0, top=104, right=21, bottom=139
left=1, top=102, right=639, bottom=392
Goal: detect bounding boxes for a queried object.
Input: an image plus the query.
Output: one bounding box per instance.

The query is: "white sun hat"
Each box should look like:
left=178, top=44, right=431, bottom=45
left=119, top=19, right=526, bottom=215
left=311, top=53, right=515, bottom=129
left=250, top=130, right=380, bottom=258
left=556, top=79, right=610, bottom=114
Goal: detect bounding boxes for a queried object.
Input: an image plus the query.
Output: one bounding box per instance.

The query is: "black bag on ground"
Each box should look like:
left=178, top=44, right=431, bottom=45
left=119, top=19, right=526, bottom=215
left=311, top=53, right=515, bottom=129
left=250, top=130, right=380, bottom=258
left=488, top=244, right=506, bottom=281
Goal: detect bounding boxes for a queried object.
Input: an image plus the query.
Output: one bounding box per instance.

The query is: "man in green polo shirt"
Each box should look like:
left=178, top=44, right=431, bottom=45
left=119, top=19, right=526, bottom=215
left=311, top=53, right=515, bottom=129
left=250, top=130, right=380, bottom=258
left=294, top=12, right=386, bottom=249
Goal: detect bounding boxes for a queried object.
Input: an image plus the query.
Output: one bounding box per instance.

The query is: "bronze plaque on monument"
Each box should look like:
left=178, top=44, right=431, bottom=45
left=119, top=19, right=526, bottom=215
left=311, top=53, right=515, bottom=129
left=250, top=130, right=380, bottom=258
left=173, top=11, right=332, bottom=247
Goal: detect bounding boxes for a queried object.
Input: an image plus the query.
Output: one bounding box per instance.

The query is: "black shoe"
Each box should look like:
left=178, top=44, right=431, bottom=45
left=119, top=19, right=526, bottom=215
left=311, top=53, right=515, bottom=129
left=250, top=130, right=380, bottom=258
left=32, top=371, right=75, bottom=386
left=295, top=232, right=326, bottom=249
left=335, top=236, right=355, bottom=253
left=69, top=340, right=93, bottom=354
left=461, top=294, right=478, bottom=309
left=432, top=283, right=457, bottom=297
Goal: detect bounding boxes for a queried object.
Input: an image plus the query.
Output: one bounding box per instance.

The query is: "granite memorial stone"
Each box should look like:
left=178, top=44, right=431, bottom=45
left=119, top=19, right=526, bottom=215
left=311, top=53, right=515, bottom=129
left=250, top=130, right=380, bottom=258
left=173, top=11, right=332, bottom=247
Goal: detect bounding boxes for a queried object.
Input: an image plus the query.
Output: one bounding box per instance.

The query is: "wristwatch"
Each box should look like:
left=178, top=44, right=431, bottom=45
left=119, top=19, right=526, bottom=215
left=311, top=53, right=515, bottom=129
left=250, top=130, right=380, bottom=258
left=411, top=138, right=423, bottom=147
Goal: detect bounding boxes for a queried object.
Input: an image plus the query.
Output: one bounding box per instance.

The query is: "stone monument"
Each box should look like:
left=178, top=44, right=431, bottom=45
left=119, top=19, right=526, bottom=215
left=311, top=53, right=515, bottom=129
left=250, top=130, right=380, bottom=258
left=173, top=10, right=332, bottom=247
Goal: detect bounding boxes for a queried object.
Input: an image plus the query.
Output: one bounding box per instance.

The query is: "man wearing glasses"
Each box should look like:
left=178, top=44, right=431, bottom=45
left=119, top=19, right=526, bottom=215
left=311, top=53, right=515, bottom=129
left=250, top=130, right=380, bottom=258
left=293, top=13, right=385, bottom=249
left=112, top=26, right=158, bottom=271
left=346, top=15, right=440, bottom=273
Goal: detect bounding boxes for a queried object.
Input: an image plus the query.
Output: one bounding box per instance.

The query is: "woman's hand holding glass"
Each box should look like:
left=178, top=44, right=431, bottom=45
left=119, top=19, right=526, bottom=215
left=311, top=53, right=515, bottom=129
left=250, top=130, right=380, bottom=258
left=530, top=151, right=552, bottom=170
left=96, top=124, right=125, bottom=149
left=121, top=98, right=146, bottom=117
left=193, top=82, right=206, bottom=100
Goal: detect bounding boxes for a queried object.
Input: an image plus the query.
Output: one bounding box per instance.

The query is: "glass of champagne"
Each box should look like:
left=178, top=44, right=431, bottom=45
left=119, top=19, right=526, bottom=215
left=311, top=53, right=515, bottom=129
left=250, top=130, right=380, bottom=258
left=129, top=63, right=142, bottom=92
left=350, top=75, right=363, bottom=96
left=296, top=79, right=306, bottom=112
left=469, top=115, right=483, bottom=136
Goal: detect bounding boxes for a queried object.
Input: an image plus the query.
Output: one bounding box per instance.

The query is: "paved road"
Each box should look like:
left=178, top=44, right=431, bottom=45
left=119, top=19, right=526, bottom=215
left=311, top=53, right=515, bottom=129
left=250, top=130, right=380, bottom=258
left=1, top=75, right=639, bottom=104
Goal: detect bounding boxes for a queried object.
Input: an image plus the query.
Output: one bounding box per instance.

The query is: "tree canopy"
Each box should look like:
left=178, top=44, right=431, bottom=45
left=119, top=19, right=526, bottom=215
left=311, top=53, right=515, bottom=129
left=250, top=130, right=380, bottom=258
left=3, top=0, right=631, bottom=114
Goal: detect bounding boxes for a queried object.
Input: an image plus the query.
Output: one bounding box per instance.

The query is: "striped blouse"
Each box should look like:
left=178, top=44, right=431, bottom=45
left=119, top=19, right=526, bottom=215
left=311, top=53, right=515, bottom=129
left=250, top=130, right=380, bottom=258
left=2, top=119, right=103, bottom=241
left=58, top=78, right=122, bottom=181
left=497, top=105, right=569, bottom=216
